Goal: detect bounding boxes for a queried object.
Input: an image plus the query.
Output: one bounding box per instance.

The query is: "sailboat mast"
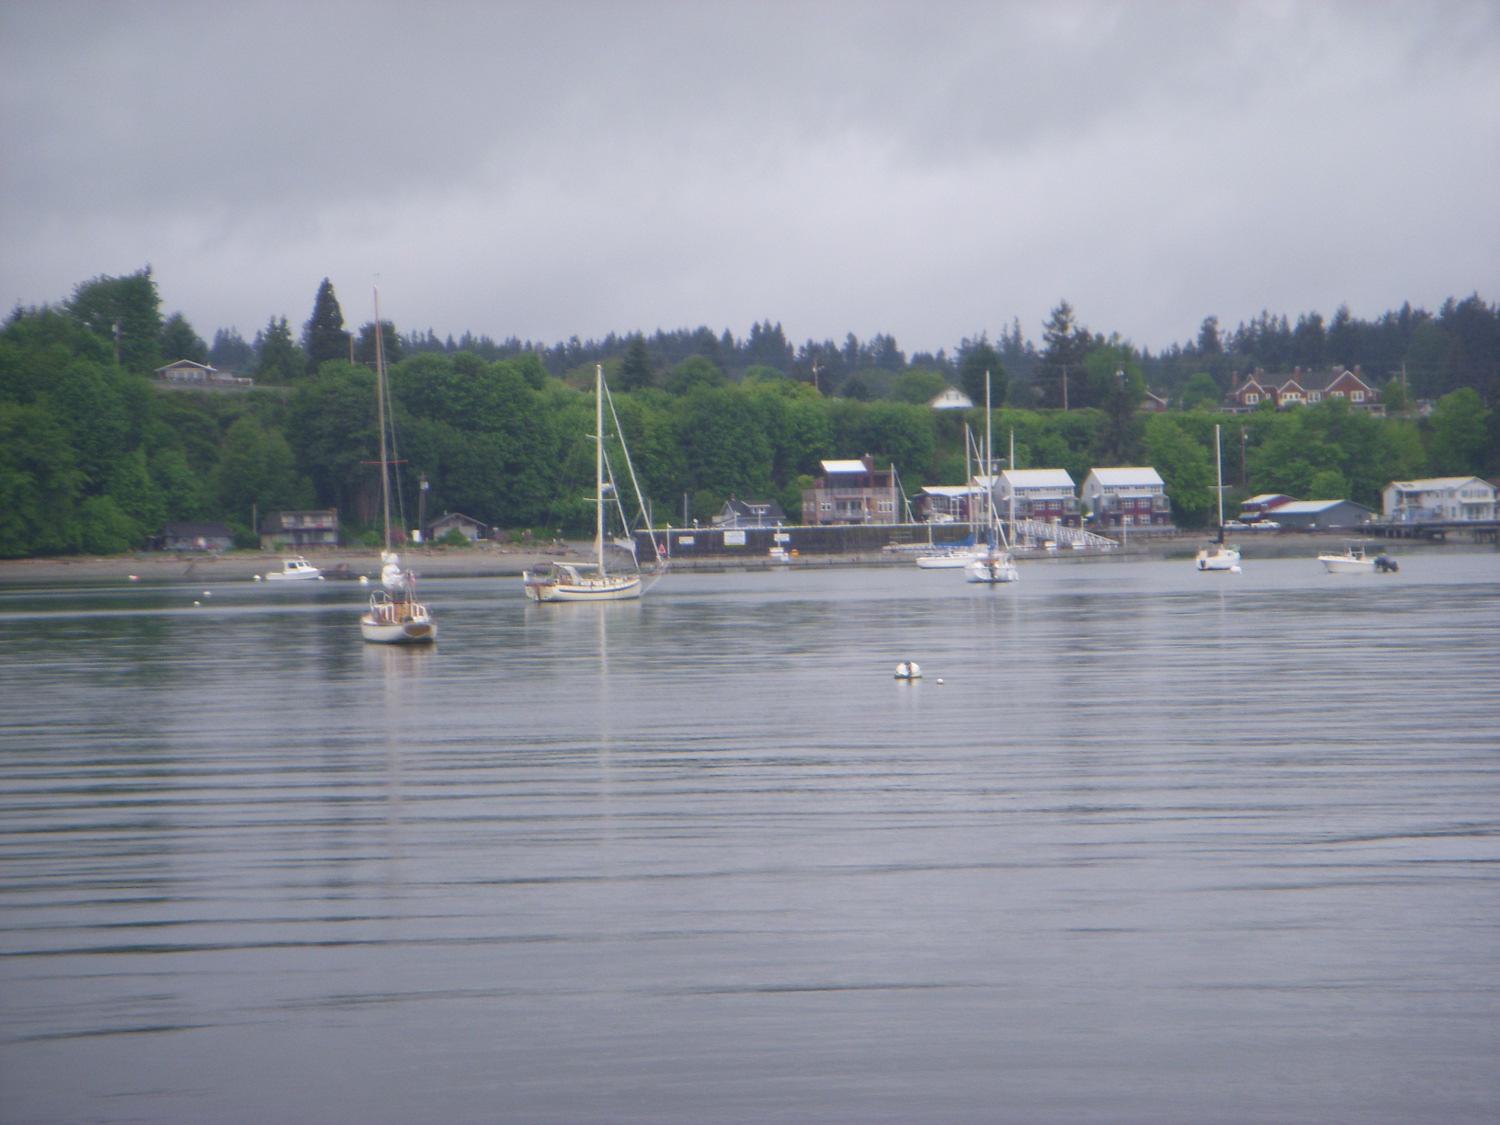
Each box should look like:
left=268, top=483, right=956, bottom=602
left=985, top=371, right=994, bottom=546
left=595, top=363, right=606, bottom=576
left=1214, top=424, right=1225, bottom=540
left=373, top=289, right=391, bottom=552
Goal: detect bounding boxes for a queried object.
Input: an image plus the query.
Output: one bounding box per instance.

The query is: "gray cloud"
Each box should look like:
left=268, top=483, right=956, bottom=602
left=3, top=0, right=1497, bottom=356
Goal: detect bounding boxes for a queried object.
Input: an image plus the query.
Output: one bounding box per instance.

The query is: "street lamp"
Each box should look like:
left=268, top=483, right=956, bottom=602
left=418, top=474, right=429, bottom=543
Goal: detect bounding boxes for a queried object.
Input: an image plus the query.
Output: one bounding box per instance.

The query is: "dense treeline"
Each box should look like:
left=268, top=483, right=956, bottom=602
left=1, top=270, right=1494, bottom=558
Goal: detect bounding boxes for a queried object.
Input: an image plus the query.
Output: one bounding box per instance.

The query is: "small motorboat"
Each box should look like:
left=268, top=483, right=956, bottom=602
left=263, top=556, right=324, bottom=581
left=1318, top=541, right=1395, bottom=574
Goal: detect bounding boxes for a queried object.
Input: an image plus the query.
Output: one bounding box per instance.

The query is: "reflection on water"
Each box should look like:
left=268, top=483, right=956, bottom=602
left=1, top=554, right=1498, bottom=1124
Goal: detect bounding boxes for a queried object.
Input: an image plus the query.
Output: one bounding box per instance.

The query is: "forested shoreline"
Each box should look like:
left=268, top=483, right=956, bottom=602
left=1, top=268, right=1495, bottom=558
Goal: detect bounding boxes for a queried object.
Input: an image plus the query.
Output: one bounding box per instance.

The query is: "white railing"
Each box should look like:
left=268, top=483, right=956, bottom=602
left=1010, top=518, right=1119, bottom=550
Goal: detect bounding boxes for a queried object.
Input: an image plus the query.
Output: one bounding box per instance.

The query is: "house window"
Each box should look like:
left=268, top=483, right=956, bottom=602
left=1245, top=393, right=1259, bottom=404
left=1352, top=391, right=1364, bottom=402
left=820, top=502, right=832, bottom=512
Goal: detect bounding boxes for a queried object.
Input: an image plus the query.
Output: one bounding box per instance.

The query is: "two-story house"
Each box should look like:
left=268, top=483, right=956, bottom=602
left=1224, top=367, right=1384, bottom=414
left=802, top=456, right=901, bottom=525
left=1082, top=467, right=1173, bottom=530
left=260, top=509, right=339, bottom=550
left=1382, top=477, right=1498, bottom=523
left=992, top=469, right=1080, bottom=527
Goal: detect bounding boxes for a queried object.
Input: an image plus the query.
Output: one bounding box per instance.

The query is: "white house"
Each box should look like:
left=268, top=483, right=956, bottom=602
left=929, top=386, right=974, bottom=410
left=1382, top=477, right=1498, bottom=523
left=1082, top=467, right=1173, bottom=530
left=993, top=469, right=1079, bottom=526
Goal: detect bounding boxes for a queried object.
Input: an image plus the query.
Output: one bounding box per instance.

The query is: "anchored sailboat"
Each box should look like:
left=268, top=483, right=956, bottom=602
left=523, top=364, right=666, bottom=602
left=360, top=290, right=436, bottom=644
left=966, top=371, right=1018, bottom=584
left=1195, top=423, right=1241, bottom=573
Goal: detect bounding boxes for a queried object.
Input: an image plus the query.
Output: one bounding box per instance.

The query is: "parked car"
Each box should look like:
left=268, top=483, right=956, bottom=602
left=1253, top=520, right=1280, bottom=530
left=1223, top=520, right=1251, bottom=530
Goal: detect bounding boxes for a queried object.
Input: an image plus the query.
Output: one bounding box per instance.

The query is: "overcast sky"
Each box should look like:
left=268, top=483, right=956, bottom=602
left=3, top=1, right=1497, bottom=359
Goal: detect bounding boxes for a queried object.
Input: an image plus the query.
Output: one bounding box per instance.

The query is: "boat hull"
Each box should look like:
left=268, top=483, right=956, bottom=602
left=524, top=573, right=642, bottom=602
left=1195, top=547, right=1241, bottom=572
left=965, top=555, right=1019, bottom=583
left=360, top=601, right=436, bottom=644
left=1319, top=555, right=1375, bottom=574
left=917, top=551, right=975, bottom=569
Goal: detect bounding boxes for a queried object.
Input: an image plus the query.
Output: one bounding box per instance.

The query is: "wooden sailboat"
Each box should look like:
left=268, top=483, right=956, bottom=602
left=360, top=291, right=436, bottom=644
left=966, top=371, right=1018, bottom=584
left=522, top=364, right=666, bottom=602
left=1194, top=424, right=1241, bottom=573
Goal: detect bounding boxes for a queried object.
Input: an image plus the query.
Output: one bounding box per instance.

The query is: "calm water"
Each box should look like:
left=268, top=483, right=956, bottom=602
left=1, top=552, right=1497, bottom=1124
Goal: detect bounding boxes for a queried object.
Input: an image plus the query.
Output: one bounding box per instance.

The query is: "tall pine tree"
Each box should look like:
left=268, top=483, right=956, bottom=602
left=303, top=278, right=351, bottom=373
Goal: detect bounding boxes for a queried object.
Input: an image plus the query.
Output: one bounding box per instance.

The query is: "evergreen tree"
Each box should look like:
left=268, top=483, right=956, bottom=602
left=957, top=335, right=1005, bottom=407
left=209, top=327, right=254, bottom=373
left=66, top=267, right=162, bottom=371
left=303, top=278, right=352, bottom=372
left=254, top=316, right=306, bottom=384
left=1037, top=301, right=1092, bottom=409
left=354, top=320, right=402, bottom=366
left=160, top=312, right=208, bottom=364
left=617, top=334, right=656, bottom=391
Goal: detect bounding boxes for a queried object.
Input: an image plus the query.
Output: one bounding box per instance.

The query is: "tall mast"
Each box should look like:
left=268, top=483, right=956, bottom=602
left=1214, top=424, right=1225, bottom=541
left=985, top=371, right=994, bottom=546
left=595, top=363, right=606, bottom=575
left=373, top=289, right=391, bottom=552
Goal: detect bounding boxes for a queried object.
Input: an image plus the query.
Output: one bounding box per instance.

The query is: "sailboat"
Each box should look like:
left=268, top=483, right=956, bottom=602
left=966, top=372, right=1019, bottom=584
left=1194, top=424, right=1242, bottom=573
left=523, top=364, right=666, bottom=602
left=360, top=291, right=437, bottom=644
left=916, top=423, right=981, bottom=568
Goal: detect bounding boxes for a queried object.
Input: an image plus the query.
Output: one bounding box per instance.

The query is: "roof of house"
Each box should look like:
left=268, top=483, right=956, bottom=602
left=427, top=511, right=486, bottom=527
left=821, top=459, right=875, bottom=476
left=155, top=359, right=216, bottom=373
left=1272, top=499, right=1373, bottom=514
left=721, top=498, right=787, bottom=517
left=920, top=485, right=978, bottom=497
left=1087, top=467, right=1164, bottom=487
left=1386, top=476, right=1489, bottom=491
left=929, top=387, right=974, bottom=409
left=1243, top=493, right=1295, bottom=505
left=999, top=469, right=1076, bottom=488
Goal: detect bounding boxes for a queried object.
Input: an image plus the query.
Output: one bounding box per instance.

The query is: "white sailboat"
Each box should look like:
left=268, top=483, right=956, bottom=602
left=966, top=372, right=1018, bottom=584
left=916, top=423, right=981, bottom=569
left=1195, top=424, right=1242, bottom=573
left=523, top=364, right=666, bottom=603
left=360, top=291, right=436, bottom=645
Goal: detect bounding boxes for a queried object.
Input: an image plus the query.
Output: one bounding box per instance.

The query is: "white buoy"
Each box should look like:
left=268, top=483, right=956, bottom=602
left=253, top=574, right=262, bottom=581
left=895, top=661, right=922, bottom=680
left=128, top=575, right=140, bottom=582
left=193, top=600, right=201, bottom=606
left=936, top=677, right=944, bottom=684
left=203, top=590, right=211, bottom=597
left=358, top=575, right=370, bottom=585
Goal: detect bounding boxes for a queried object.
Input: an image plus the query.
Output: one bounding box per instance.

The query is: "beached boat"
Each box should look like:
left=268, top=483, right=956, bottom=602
left=359, top=290, right=436, bottom=645
left=523, top=364, right=666, bottom=602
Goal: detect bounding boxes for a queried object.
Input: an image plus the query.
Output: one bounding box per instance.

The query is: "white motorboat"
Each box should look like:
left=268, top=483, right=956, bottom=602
left=523, top=364, right=666, bottom=603
left=264, top=556, right=324, bottom=581
left=1195, top=425, right=1241, bottom=573
left=359, top=290, right=436, bottom=645
left=1319, top=542, right=1397, bottom=574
